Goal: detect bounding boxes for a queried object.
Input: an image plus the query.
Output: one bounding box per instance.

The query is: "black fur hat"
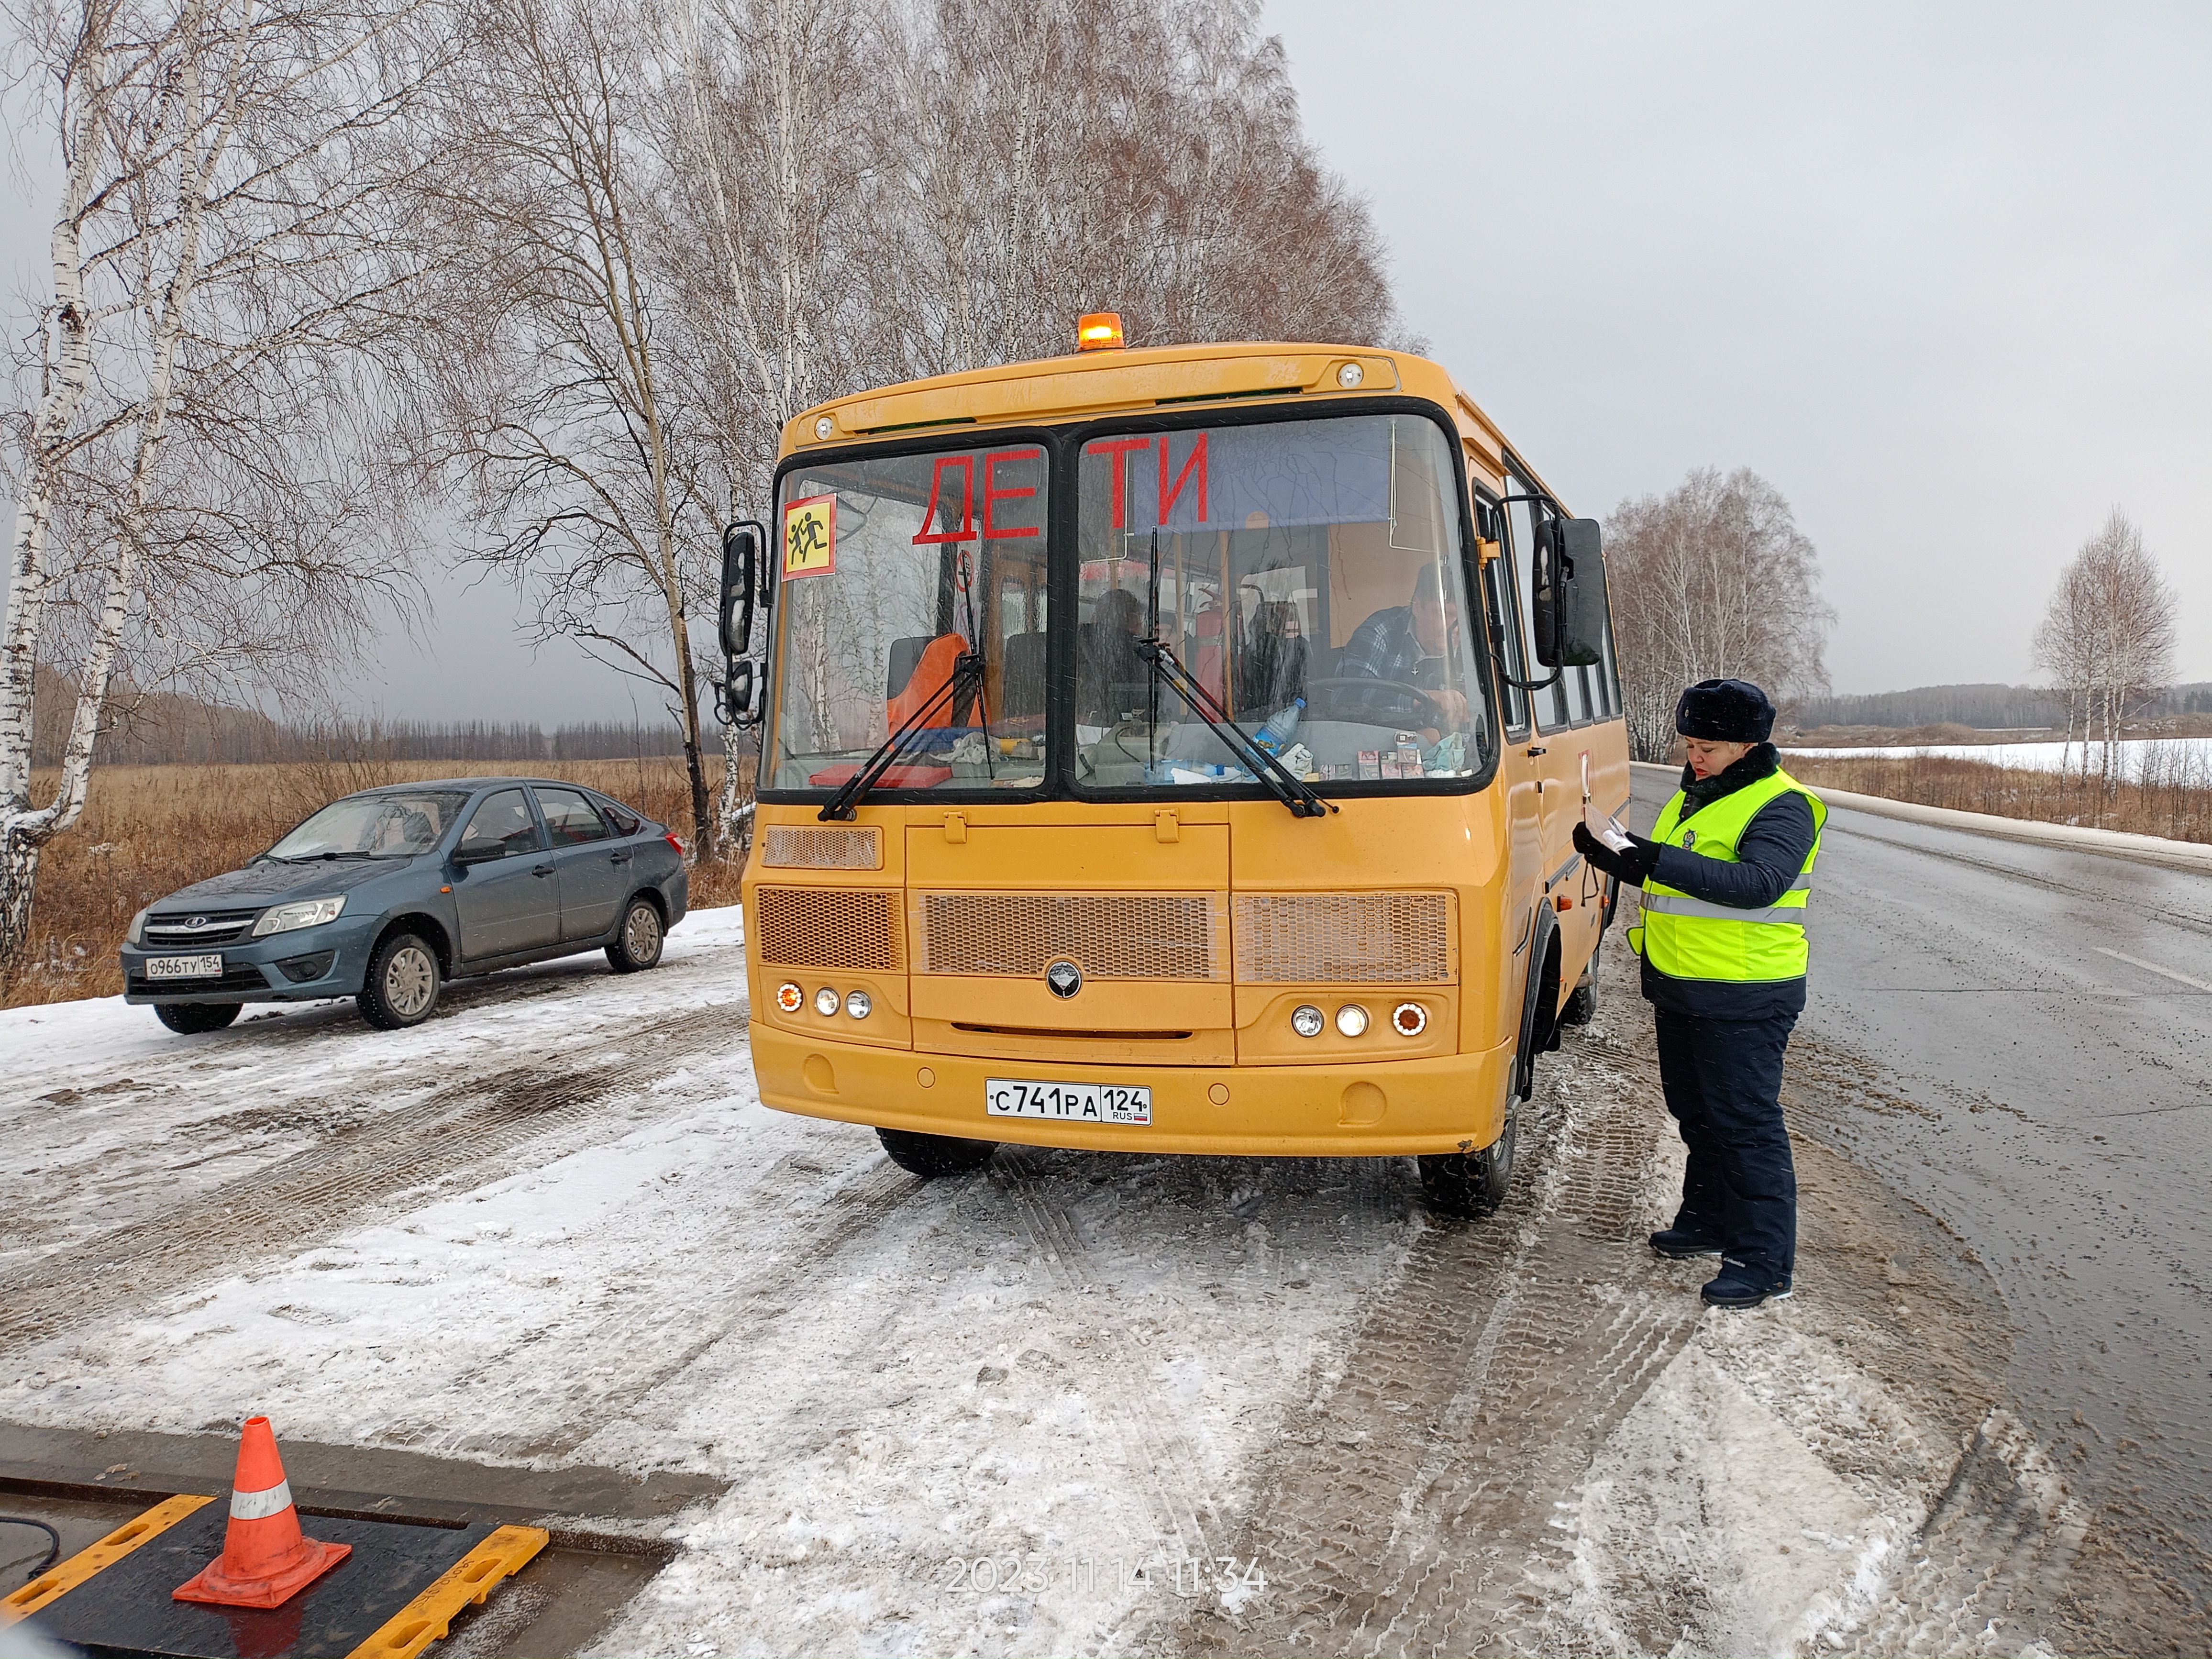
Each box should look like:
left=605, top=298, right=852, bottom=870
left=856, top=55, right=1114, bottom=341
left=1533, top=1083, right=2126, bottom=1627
left=1675, top=678, right=1774, bottom=742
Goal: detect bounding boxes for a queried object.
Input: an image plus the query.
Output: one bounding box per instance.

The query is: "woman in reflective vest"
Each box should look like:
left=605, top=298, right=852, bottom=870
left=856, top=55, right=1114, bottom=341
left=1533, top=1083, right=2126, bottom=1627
left=1573, top=678, right=1825, bottom=1309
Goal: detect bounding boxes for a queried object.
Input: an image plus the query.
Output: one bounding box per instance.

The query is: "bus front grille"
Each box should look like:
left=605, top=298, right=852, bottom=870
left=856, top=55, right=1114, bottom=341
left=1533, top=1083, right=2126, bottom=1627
left=1234, top=892, right=1454, bottom=983
left=760, top=824, right=882, bottom=870
left=755, top=886, right=902, bottom=971
left=916, top=892, right=1224, bottom=980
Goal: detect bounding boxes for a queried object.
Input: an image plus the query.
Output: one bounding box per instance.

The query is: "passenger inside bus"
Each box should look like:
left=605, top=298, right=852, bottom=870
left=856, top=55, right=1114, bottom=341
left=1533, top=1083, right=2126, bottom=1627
left=1077, top=586, right=1148, bottom=724
left=1237, top=600, right=1309, bottom=716
left=1336, top=561, right=1472, bottom=738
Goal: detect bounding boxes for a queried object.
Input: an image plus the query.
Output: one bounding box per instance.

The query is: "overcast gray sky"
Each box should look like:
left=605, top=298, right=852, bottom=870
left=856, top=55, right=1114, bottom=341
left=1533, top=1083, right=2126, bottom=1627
left=1267, top=0, right=2212, bottom=694
left=8, top=1, right=2207, bottom=719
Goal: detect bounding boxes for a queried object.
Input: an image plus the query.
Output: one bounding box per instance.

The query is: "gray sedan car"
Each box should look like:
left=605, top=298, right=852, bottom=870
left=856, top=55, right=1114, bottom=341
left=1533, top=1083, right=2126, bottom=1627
left=121, top=778, right=691, bottom=1034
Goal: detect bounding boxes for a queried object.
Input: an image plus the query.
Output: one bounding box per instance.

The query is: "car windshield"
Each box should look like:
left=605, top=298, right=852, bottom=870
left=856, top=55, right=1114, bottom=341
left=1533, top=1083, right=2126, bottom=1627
left=1076, top=412, right=1492, bottom=790
left=764, top=441, right=1049, bottom=794
left=268, top=791, right=471, bottom=860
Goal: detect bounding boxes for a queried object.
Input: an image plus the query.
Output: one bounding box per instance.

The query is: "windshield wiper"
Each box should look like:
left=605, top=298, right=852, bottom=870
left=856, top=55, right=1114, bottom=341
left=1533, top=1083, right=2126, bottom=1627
left=818, top=648, right=988, bottom=821
left=1136, top=636, right=1333, bottom=818
left=1136, top=532, right=1333, bottom=819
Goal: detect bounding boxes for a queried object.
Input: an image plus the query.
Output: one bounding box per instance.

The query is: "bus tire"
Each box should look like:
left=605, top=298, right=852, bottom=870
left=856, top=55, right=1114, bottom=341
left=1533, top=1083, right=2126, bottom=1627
left=876, top=1127, right=997, bottom=1176
left=1419, top=1114, right=1516, bottom=1218
left=1559, top=946, right=1599, bottom=1026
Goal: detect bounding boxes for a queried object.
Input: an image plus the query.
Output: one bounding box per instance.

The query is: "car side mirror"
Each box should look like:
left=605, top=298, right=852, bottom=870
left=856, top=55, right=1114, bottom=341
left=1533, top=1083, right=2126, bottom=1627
left=1532, top=516, right=1607, bottom=668
left=451, top=844, right=502, bottom=867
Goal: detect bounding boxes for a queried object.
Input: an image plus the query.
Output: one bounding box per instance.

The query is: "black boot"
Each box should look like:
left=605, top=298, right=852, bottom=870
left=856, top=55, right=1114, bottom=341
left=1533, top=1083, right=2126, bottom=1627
left=1649, top=1227, right=1725, bottom=1260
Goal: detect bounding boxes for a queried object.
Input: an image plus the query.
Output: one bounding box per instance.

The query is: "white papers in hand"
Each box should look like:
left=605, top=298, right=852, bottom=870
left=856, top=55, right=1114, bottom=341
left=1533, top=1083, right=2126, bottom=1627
left=1583, top=800, right=1634, bottom=852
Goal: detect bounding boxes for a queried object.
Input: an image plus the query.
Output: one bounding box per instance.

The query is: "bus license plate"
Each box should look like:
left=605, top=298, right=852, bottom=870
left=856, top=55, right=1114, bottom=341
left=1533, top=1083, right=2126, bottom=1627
left=146, top=953, right=223, bottom=979
left=985, top=1078, right=1152, bottom=1125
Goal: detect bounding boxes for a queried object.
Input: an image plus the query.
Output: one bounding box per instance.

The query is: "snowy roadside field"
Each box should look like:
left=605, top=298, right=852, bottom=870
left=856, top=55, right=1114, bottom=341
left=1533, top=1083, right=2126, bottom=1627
left=1, top=905, right=2034, bottom=1656
left=1783, top=735, right=2212, bottom=775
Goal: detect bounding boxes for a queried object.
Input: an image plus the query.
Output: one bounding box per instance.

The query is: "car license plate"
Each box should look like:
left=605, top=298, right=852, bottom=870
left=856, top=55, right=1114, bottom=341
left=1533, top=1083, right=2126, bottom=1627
left=985, top=1078, right=1152, bottom=1125
left=146, top=953, right=222, bottom=980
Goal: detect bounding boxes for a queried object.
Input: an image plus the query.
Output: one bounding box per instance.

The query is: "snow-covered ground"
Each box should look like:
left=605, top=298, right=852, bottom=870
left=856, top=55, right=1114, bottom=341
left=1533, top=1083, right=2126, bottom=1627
left=1783, top=735, right=2212, bottom=776
left=0, top=905, right=2025, bottom=1655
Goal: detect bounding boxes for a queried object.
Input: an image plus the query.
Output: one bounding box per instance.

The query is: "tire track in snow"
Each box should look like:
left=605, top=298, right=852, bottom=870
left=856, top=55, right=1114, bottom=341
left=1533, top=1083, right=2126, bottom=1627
left=1164, top=1018, right=1697, bottom=1658
left=0, top=999, right=749, bottom=1358
left=525, top=1154, right=924, bottom=1459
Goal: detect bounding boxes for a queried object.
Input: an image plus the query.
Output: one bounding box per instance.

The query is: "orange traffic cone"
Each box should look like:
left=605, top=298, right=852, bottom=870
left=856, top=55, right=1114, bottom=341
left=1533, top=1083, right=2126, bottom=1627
left=172, top=1415, right=352, bottom=1608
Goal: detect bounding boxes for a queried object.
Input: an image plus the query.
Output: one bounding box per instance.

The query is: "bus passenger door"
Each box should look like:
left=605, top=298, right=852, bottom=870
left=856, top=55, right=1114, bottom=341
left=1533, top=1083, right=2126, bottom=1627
left=1480, top=536, right=1545, bottom=1054
left=1503, top=489, right=1578, bottom=890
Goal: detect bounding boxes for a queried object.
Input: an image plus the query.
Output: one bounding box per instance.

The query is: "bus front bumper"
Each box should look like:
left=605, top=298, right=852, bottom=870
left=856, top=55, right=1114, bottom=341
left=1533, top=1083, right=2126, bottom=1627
left=749, top=1024, right=1517, bottom=1158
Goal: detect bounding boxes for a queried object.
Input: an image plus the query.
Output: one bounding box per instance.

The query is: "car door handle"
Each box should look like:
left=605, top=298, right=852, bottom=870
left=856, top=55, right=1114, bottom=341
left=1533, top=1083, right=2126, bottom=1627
left=532, top=863, right=554, bottom=877
left=609, top=849, right=631, bottom=863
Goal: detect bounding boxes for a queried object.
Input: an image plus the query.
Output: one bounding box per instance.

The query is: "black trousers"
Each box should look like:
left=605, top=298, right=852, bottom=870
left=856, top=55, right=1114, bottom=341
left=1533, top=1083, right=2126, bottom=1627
left=1652, top=1007, right=1799, bottom=1283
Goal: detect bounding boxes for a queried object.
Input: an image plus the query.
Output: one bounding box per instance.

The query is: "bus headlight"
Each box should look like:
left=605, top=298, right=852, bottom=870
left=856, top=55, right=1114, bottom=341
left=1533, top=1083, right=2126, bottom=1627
left=776, top=982, right=804, bottom=1013
left=1291, top=1004, right=1324, bottom=1038
left=813, top=986, right=841, bottom=1017
left=845, top=989, right=872, bottom=1019
left=1335, top=1004, right=1370, bottom=1038
left=1392, top=1002, right=1428, bottom=1037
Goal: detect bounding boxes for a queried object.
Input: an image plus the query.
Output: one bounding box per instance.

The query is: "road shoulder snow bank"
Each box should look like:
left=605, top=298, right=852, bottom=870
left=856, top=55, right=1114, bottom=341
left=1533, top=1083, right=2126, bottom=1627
left=1630, top=759, right=2212, bottom=875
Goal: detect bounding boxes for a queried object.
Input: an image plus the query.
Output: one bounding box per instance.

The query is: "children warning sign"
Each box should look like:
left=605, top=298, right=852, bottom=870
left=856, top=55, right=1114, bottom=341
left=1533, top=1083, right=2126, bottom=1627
left=783, top=493, right=836, bottom=579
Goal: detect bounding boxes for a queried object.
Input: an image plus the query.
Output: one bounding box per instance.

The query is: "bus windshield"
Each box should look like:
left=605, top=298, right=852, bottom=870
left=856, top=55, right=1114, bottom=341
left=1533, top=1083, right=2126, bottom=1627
left=1076, top=411, right=1491, bottom=789
left=761, top=411, right=1493, bottom=797
left=764, top=441, right=1051, bottom=795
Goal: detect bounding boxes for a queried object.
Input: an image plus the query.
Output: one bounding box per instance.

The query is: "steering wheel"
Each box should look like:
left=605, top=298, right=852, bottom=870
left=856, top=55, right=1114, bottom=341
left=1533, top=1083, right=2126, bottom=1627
left=1300, top=676, right=1442, bottom=727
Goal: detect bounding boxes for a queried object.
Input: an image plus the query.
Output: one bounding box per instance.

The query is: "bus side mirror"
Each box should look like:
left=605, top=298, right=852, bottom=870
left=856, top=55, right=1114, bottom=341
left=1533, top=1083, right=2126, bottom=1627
left=719, top=521, right=763, bottom=657
left=719, top=659, right=760, bottom=728
left=718, top=520, right=769, bottom=728
left=1533, top=517, right=1607, bottom=668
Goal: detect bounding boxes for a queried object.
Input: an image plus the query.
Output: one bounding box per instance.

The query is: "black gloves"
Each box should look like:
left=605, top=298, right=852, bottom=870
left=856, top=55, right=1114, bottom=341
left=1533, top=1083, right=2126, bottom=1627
left=1573, top=821, right=1662, bottom=886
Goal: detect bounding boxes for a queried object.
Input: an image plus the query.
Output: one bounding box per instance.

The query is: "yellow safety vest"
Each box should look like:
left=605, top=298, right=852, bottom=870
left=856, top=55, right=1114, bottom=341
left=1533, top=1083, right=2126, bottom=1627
left=1626, top=768, right=1826, bottom=983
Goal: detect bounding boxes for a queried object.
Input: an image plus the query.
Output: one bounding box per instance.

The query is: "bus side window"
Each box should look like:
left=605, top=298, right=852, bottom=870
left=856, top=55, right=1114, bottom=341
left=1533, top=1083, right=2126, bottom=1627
left=1482, top=544, right=1530, bottom=736
left=1597, top=592, right=1624, bottom=718
left=1562, top=657, right=1593, bottom=725
left=1504, top=482, right=1569, bottom=732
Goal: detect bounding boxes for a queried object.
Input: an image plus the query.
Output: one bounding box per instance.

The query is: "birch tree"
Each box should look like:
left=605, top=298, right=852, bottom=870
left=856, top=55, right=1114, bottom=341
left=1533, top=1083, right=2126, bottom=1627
left=1, top=0, right=442, bottom=970
left=409, top=0, right=720, bottom=850
left=2031, top=508, right=2178, bottom=796
left=1605, top=467, right=1835, bottom=761
left=656, top=0, right=876, bottom=853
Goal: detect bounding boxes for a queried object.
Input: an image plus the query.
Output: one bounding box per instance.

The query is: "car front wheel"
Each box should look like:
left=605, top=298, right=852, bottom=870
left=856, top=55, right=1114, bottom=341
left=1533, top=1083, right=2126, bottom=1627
left=606, top=897, right=664, bottom=973
left=155, top=1002, right=243, bottom=1035
left=359, top=933, right=442, bottom=1029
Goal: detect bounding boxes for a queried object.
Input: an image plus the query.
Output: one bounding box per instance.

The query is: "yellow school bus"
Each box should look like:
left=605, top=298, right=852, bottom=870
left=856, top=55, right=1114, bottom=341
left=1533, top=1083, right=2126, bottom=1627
left=719, top=320, right=1630, bottom=1214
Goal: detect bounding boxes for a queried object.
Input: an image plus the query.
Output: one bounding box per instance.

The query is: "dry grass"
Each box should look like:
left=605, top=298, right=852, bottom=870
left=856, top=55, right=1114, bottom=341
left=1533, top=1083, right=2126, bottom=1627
left=1783, top=749, right=2212, bottom=846
left=4, top=757, right=751, bottom=1011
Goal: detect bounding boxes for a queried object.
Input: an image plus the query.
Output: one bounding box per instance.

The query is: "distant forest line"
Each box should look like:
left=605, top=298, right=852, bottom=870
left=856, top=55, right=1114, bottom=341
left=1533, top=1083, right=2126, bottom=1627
left=28, top=670, right=688, bottom=765
left=1792, top=681, right=2212, bottom=731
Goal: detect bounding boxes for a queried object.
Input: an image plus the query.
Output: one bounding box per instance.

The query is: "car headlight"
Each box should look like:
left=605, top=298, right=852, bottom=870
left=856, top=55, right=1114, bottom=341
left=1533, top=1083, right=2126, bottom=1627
left=126, top=907, right=149, bottom=946
left=251, top=896, right=347, bottom=938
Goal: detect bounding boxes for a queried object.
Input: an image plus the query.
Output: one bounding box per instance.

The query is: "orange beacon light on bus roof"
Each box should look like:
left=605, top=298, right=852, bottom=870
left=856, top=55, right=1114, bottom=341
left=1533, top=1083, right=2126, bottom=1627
left=1076, top=311, right=1125, bottom=351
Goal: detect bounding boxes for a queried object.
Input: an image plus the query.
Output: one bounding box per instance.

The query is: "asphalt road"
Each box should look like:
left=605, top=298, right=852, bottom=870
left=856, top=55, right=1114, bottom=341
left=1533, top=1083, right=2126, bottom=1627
left=1632, top=765, right=2212, bottom=1650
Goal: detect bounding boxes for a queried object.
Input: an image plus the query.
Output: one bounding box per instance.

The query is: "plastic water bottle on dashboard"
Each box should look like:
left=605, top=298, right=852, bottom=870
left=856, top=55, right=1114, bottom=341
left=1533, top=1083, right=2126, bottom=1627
left=1253, top=697, right=1305, bottom=756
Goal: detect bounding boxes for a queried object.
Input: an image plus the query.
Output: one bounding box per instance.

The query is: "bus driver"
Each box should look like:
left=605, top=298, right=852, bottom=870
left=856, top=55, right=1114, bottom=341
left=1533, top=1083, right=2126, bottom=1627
left=1337, top=561, right=1471, bottom=739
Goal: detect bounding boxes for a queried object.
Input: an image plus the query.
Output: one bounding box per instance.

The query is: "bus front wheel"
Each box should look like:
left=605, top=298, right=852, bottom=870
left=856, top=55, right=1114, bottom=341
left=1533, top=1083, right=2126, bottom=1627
left=1418, top=1114, right=1516, bottom=1218
left=876, top=1127, right=998, bottom=1176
